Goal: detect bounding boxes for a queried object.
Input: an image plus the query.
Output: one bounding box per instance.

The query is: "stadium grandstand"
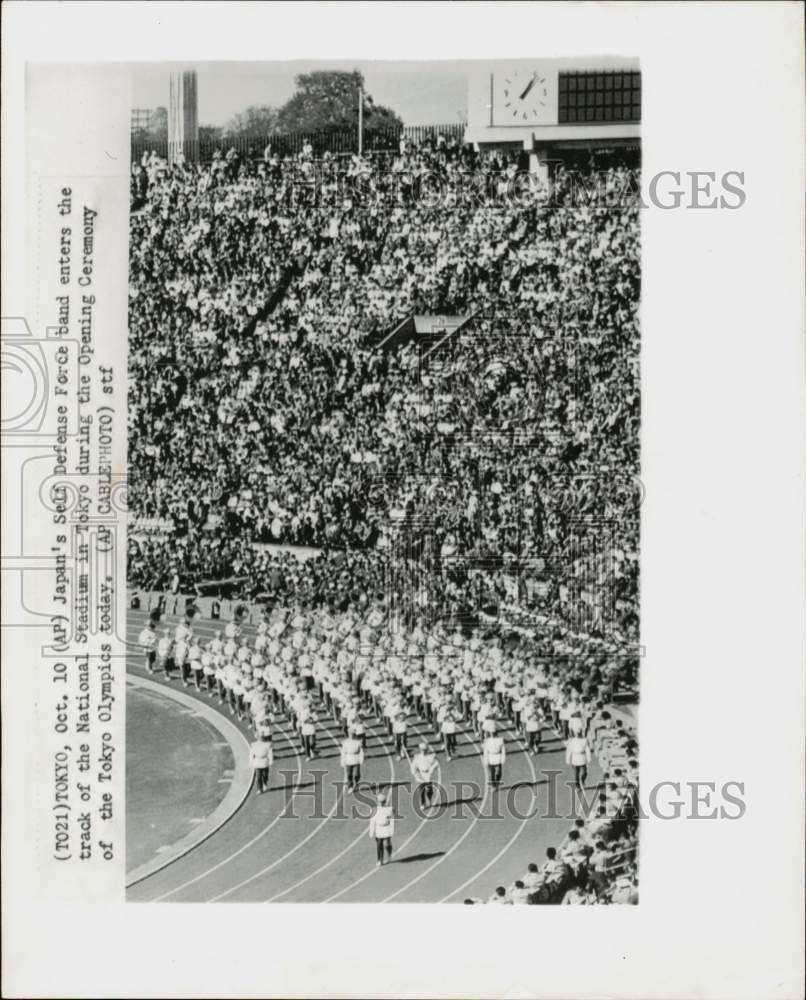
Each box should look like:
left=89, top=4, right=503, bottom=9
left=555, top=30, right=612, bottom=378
left=127, top=66, right=640, bottom=903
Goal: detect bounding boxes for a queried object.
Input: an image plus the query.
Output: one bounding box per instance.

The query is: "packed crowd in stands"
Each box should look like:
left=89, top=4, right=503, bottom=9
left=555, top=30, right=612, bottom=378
left=128, top=132, right=640, bottom=648
left=131, top=131, right=640, bottom=901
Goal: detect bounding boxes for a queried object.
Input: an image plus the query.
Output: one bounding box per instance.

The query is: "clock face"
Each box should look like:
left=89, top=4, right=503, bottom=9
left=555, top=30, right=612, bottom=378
left=493, top=67, right=557, bottom=126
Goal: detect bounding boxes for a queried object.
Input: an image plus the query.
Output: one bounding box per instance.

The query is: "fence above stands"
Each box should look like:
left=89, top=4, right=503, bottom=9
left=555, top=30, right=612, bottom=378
left=131, top=123, right=468, bottom=165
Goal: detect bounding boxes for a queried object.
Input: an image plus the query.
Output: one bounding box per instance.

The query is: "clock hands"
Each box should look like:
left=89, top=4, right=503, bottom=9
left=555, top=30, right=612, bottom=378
left=519, top=72, right=538, bottom=101
left=500, top=70, right=547, bottom=120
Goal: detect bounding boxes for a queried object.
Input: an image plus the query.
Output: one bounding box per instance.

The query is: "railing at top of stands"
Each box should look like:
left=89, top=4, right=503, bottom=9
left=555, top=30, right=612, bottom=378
left=130, top=123, right=467, bottom=164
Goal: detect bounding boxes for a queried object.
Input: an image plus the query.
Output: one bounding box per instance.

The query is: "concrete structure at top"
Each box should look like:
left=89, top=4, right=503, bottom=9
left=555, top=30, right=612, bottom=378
left=465, top=57, right=641, bottom=180
left=168, top=69, right=199, bottom=165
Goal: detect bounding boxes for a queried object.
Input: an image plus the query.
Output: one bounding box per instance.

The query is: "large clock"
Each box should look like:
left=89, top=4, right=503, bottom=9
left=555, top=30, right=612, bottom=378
left=492, top=67, right=558, bottom=127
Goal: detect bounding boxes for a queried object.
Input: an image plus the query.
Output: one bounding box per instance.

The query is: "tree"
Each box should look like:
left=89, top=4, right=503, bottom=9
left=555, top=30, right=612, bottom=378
left=275, top=70, right=402, bottom=138
left=150, top=107, right=168, bottom=139
left=131, top=106, right=168, bottom=143
left=222, top=105, right=279, bottom=140
left=199, top=124, right=224, bottom=144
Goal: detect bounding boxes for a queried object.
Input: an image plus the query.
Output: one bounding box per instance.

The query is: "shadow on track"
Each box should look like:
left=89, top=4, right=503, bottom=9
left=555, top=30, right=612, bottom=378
left=394, top=851, right=446, bottom=864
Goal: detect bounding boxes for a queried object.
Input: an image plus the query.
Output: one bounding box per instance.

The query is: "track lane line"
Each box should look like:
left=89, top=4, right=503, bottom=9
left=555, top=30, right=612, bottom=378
left=321, top=756, right=440, bottom=903
left=124, top=674, right=254, bottom=888
left=437, top=723, right=539, bottom=903
left=148, top=713, right=303, bottom=902
left=130, top=611, right=344, bottom=898
left=319, top=712, right=440, bottom=903
left=380, top=718, right=488, bottom=903
left=265, top=717, right=397, bottom=902
left=205, top=712, right=349, bottom=901
left=129, top=612, right=543, bottom=905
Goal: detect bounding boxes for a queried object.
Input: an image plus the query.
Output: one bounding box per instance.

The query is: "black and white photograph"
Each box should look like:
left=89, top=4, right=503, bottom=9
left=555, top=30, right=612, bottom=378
left=3, top=3, right=804, bottom=998
left=125, top=57, right=642, bottom=904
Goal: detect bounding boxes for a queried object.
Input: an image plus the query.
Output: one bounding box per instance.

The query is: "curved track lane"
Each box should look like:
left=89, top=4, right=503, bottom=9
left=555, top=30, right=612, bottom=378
left=126, top=608, right=599, bottom=903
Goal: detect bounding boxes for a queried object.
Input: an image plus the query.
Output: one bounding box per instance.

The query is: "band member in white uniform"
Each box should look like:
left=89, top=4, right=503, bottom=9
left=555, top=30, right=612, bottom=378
left=410, top=741, right=439, bottom=809
left=138, top=617, right=158, bottom=673
left=249, top=734, right=274, bottom=795
left=201, top=646, right=216, bottom=694
left=300, top=715, right=317, bottom=761
left=481, top=709, right=499, bottom=738
left=441, top=708, right=458, bottom=759
left=340, top=732, right=364, bottom=792
left=157, top=628, right=174, bottom=680
left=175, top=619, right=193, bottom=687
left=565, top=734, right=591, bottom=790
left=368, top=791, right=395, bottom=866
left=482, top=726, right=506, bottom=789
left=568, top=710, right=584, bottom=738
left=350, top=702, right=367, bottom=749
left=188, top=636, right=203, bottom=690
left=392, top=712, right=408, bottom=760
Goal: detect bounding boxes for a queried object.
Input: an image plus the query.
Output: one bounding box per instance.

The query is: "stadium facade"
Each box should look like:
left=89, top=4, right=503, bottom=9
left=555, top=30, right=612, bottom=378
left=466, top=58, right=641, bottom=179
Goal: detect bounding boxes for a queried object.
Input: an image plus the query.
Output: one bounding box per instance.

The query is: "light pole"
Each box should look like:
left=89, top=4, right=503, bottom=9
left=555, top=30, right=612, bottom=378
left=358, top=86, right=363, bottom=156
left=168, top=69, right=198, bottom=165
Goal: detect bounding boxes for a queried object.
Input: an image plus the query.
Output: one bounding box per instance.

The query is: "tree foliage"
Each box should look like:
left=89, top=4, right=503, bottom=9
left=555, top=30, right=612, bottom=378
left=275, top=70, right=402, bottom=136
left=222, top=104, right=279, bottom=140
left=159, top=70, right=404, bottom=147
left=131, top=106, right=168, bottom=143
left=199, top=124, right=224, bottom=143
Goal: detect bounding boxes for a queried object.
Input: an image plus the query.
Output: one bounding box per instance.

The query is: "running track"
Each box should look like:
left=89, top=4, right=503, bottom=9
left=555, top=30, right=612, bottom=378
left=125, top=608, right=601, bottom=903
